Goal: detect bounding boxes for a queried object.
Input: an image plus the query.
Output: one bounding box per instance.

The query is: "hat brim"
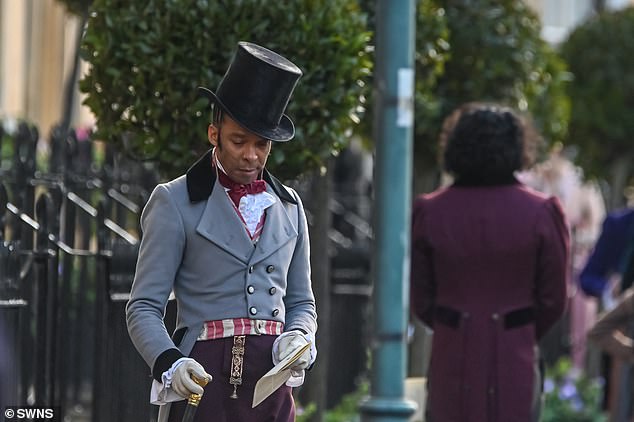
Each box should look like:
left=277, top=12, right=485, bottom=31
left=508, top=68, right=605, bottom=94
left=197, top=86, right=295, bottom=142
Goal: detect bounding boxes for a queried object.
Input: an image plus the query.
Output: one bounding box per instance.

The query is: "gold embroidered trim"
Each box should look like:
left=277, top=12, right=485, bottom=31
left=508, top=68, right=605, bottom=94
left=229, top=335, right=246, bottom=399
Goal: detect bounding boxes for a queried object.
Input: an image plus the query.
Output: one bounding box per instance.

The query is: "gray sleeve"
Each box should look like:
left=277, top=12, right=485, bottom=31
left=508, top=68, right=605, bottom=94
left=126, top=184, right=186, bottom=370
left=283, top=188, right=318, bottom=336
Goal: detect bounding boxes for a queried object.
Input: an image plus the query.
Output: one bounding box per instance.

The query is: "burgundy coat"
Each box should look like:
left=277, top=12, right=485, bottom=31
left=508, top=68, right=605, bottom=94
left=410, top=182, right=569, bottom=422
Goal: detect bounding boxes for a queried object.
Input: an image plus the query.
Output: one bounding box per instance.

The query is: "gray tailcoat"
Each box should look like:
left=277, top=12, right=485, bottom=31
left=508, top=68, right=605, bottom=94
left=126, top=150, right=317, bottom=420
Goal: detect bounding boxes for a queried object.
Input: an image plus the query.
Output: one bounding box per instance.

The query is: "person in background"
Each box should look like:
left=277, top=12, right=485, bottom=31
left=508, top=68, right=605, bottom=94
left=126, top=42, right=317, bottom=422
left=518, top=145, right=605, bottom=370
left=580, top=193, right=634, bottom=422
left=579, top=206, right=634, bottom=305
left=410, top=102, right=570, bottom=422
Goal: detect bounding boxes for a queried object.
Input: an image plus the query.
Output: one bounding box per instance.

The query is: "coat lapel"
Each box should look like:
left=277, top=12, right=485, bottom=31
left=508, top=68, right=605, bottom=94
left=195, top=180, right=254, bottom=263
left=250, top=186, right=298, bottom=265
left=186, top=149, right=299, bottom=265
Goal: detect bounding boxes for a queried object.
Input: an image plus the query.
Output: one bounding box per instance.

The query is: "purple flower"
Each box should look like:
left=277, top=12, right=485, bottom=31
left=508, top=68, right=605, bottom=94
left=558, top=380, right=577, bottom=400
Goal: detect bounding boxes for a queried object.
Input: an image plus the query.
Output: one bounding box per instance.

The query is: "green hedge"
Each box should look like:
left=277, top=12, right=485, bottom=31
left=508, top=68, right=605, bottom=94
left=80, top=0, right=372, bottom=180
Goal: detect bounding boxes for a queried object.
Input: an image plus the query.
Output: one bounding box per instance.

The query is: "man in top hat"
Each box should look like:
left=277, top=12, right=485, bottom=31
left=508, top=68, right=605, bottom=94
left=126, top=41, right=318, bottom=422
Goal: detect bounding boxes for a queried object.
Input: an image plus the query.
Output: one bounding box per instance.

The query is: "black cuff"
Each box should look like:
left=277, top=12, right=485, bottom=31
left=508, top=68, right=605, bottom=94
left=152, top=348, right=185, bottom=382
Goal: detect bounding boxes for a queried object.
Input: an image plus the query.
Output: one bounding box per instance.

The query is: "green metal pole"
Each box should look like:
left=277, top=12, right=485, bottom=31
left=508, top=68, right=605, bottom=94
left=359, top=1, right=417, bottom=421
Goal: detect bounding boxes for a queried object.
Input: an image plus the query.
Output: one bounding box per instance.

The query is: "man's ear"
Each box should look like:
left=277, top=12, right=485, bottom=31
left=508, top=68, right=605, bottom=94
left=208, top=124, right=218, bottom=147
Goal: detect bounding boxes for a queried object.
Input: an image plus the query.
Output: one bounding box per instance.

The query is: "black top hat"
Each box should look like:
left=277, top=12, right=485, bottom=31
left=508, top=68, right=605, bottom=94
left=198, top=42, right=302, bottom=142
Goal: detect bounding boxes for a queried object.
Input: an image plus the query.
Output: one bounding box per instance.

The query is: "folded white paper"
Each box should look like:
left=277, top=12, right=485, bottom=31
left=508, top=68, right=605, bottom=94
left=252, top=341, right=312, bottom=408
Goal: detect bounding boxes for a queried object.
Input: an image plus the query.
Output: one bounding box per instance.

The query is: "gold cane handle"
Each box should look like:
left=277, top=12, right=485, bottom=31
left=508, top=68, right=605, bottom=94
left=187, top=374, right=210, bottom=406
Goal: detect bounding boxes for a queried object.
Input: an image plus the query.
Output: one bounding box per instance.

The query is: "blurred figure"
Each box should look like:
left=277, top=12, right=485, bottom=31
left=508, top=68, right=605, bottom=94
left=580, top=207, right=634, bottom=303
left=410, top=102, right=570, bottom=422
left=519, top=145, right=606, bottom=370
left=580, top=191, right=634, bottom=421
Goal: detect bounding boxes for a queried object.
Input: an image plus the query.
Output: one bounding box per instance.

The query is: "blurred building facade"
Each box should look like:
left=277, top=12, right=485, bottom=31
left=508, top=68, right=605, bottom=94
left=0, top=0, right=93, bottom=138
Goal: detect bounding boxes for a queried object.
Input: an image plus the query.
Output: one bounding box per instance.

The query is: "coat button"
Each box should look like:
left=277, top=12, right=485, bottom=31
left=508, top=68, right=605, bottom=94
left=249, top=307, right=257, bottom=315
left=266, top=265, right=275, bottom=273
left=492, top=313, right=499, bottom=321
left=272, top=308, right=280, bottom=317
left=269, top=287, right=276, bottom=295
left=247, top=285, right=255, bottom=294
left=248, top=266, right=254, bottom=274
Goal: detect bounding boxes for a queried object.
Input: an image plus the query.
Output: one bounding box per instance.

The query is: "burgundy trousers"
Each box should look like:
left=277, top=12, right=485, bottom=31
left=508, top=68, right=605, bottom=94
left=167, top=335, right=295, bottom=422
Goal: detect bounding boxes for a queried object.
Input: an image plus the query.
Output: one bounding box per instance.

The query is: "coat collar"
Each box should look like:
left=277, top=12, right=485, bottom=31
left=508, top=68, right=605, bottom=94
left=185, top=149, right=297, bottom=204
left=194, top=174, right=298, bottom=264
left=452, top=174, right=520, bottom=187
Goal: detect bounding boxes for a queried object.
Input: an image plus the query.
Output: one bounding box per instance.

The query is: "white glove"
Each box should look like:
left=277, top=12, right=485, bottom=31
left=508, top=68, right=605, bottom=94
left=170, top=358, right=212, bottom=398
left=274, top=330, right=312, bottom=371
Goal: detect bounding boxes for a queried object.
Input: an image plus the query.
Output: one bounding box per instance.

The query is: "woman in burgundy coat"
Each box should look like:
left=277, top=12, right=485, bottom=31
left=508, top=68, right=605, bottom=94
left=410, top=103, right=570, bottom=422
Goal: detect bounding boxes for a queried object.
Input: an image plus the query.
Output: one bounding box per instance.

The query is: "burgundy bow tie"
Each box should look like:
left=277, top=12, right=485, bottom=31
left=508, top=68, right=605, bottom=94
left=217, top=169, right=266, bottom=208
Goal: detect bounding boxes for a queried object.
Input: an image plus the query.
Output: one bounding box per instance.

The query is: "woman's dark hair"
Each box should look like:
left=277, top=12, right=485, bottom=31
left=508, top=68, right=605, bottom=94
left=439, top=102, right=539, bottom=184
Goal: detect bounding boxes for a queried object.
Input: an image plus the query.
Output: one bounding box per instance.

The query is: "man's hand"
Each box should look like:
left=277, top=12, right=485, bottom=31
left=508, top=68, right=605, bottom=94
left=274, top=330, right=311, bottom=371
left=170, top=359, right=212, bottom=398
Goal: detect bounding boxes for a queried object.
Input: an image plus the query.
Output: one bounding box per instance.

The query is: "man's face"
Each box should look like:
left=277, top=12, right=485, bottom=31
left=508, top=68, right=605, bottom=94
left=208, top=115, right=272, bottom=185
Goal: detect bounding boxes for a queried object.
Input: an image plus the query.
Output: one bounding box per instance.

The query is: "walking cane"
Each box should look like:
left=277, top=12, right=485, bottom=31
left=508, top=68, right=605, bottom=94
left=181, top=374, right=210, bottom=422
